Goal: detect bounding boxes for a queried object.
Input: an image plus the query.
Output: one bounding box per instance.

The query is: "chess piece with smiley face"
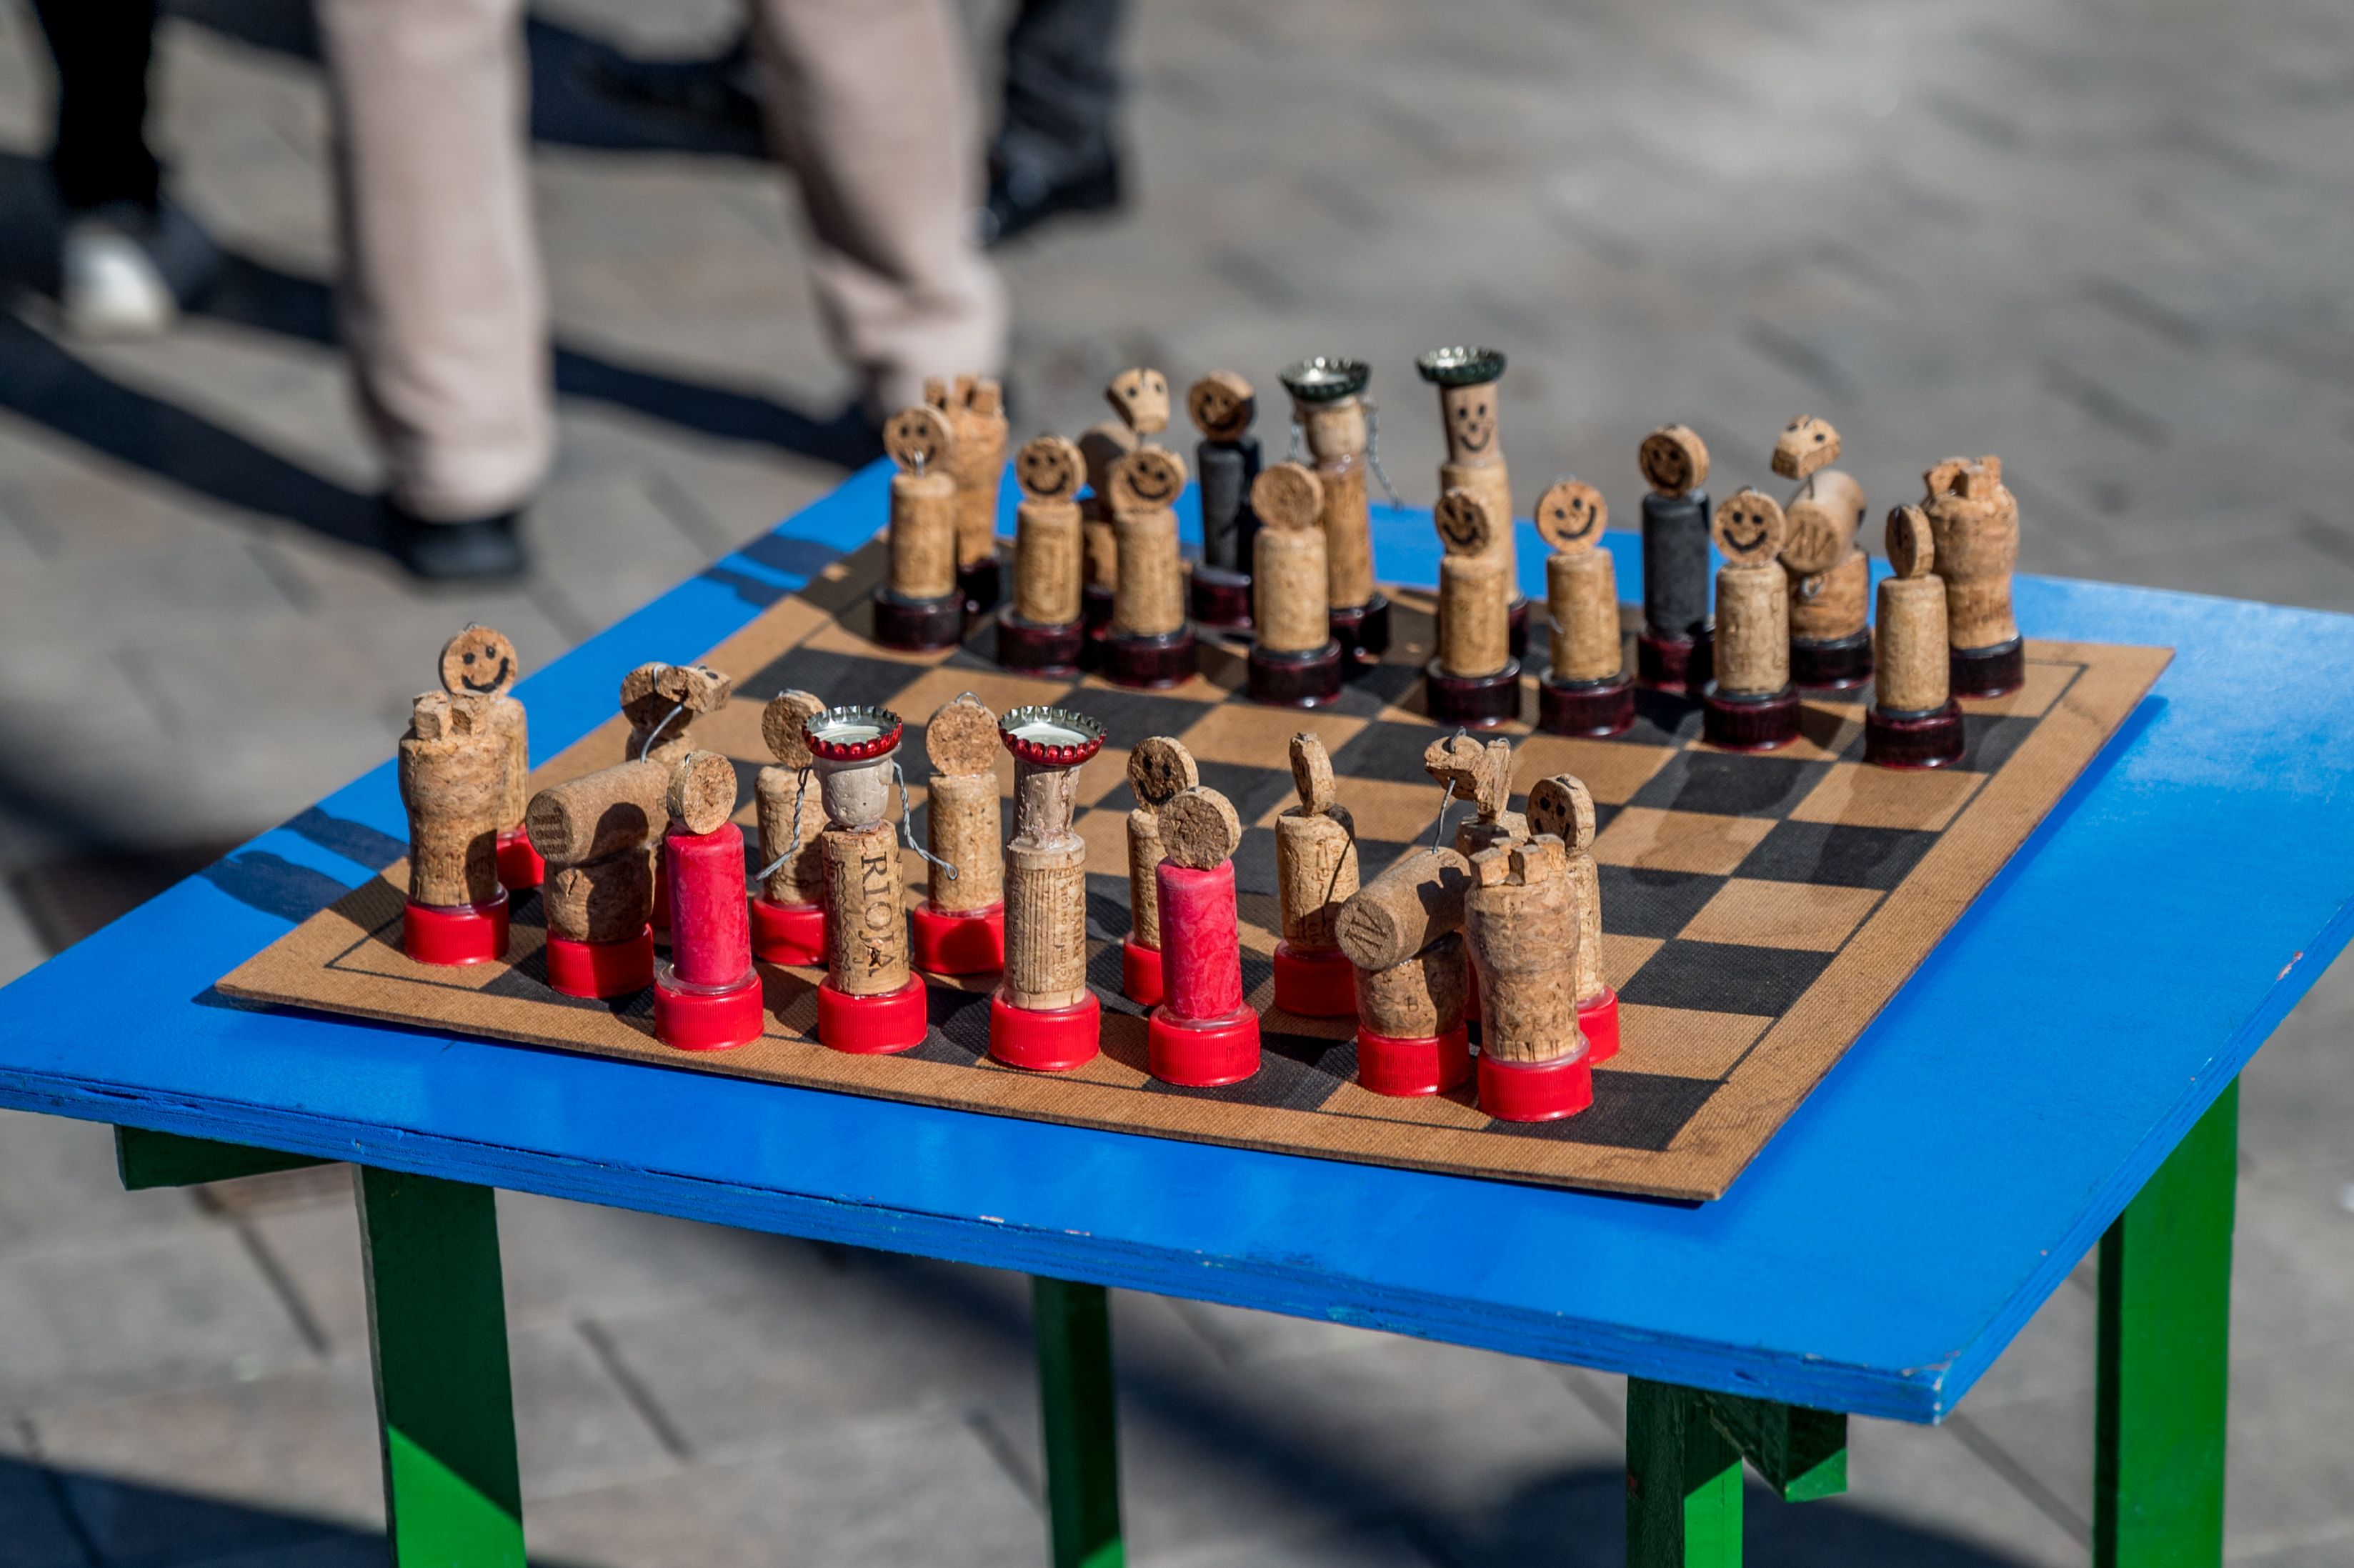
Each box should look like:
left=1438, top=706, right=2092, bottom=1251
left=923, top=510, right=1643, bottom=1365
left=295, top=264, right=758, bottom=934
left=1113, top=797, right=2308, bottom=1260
left=1280, top=356, right=1390, bottom=664
left=439, top=624, right=541, bottom=890
left=1186, top=370, right=1262, bottom=630
left=1532, top=479, right=1635, bottom=737
left=908, top=694, right=1008, bottom=977
left=1120, top=736, right=1199, bottom=1007
left=1246, top=461, right=1345, bottom=706
left=398, top=689, right=512, bottom=965
left=1099, top=446, right=1197, bottom=688
left=924, top=376, right=1009, bottom=617
left=1144, top=784, right=1263, bottom=1087
left=874, top=404, right=966, bottom=651
left=998, top=434, right=1088, bottom=674
left=1635, top=422, right=1715, bottom=691
left=1417, top=346, right=1531, bottom=661
left=1700, top=488, right=1801, bottom=750
left=1424, top=488, right=1522, bottom=727
left=1865, top=505, right=1967, bottom=767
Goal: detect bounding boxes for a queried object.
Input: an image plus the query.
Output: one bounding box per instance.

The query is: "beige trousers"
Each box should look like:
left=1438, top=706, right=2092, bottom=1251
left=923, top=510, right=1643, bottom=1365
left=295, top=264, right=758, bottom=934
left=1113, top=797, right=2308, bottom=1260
left=318, top=0, right=1007, bottom=521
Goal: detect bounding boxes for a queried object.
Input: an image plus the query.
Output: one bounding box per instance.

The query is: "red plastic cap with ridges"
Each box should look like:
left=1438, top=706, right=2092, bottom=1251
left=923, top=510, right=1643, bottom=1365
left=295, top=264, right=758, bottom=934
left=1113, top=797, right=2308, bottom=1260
left=653, top=967, right=763, bottom=1052
left=545, top=928, right=655, bottom=999
left=1577, top=988, right=1621, bottom=1064
left=815, top=975, right=928, bottom=1054
left=402, top=893, right=511, bottom=967
left=988, top=990, right=1101, bottom=1072
left=911, top=901, right=1006, bottom=977
left=1477, top=1048, right=1595, bottom=1122
left=1356, top=1024, right=1473, bottom=1097
left=1147, top=1004, right=1261, bottom=1087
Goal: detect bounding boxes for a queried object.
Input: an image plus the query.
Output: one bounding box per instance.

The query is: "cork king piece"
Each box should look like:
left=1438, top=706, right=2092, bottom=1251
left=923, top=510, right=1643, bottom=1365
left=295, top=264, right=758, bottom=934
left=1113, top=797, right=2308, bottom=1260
left=1865, top=505, right=1968, bottom=768
left=1245, top=461, right=1344, bottom=706
left=1773, top=416, right=1874, bottom=689
left=874, top=404, right=965, bottom=651
left=1700, top=487, right=1802, bottom=751
left=1417, top=346, right=1530, bottom=659
left=988, top=705, right=1107, bottom=1070
left=1186, top=370, right=1262, bottom=631
left=1923, top=455, right=2023, bottom=696
left=1279, top=356, right=1390, bottom=664
left=1532, top=479, right=1634, bottom=736
left=924, top=374, right=1008, bottom=619
left=805, top=705, right=928, bottom=1054
left=399, top=689, right=511, bottom=965
left=909, top=694, right=1007, bottom=977
left=1636, top=423, right=1714, bottom=691
left=439, top=625, right=540, bottom=892
left=1423, top=486, right=1522, bottom=727
left=650, top=750, right=763, bottom=1052
left=1270, top=734, right=1360, bottom=1017
left=1145, top=784, right=1262, bottom=1087
left=997, top=434, right=1089, bottom=674
left=1101, top=444, right=1198, bottom=687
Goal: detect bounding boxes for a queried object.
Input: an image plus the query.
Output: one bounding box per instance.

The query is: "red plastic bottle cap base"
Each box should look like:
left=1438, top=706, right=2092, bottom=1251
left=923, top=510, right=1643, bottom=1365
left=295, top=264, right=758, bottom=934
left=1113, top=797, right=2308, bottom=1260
left=816, top=976, right=929, bottom=1055
left=911, top=900, right=1007, bottom=977
left=1578, top=987, right=1621, bottom=1065
left=495, top=828, right=544, bottom=892
left=1272, top=942, right=1357, bottom=1018
left=749, top=897, right=827, bottom=967
left=1477, top=1049, right=1595, bottom=1122
left=988, top=990, right=1101, bottom=1072
left=1122, top=934, right=1163, bottom=1007
left=1355, top=1024, right=1472, bottom=1097
left=653, top=967, right=764, bottom=1052
left=1147, top=1004, right=1262, bottom=1087
left=402, top=893, right=511, bottom=966
left=545, top=927, right=655, bottom=999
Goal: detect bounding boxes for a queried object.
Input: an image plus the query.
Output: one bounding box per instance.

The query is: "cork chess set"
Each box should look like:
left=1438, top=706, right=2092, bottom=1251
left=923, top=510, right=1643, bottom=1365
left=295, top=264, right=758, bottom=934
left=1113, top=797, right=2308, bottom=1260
left=221, top=354, right=2168, bottom=1201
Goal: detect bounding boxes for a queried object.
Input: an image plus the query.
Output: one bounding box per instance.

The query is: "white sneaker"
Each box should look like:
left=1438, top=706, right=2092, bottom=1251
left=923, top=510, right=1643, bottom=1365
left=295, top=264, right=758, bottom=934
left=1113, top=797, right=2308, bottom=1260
left=61, top=204, right=179, bottom=339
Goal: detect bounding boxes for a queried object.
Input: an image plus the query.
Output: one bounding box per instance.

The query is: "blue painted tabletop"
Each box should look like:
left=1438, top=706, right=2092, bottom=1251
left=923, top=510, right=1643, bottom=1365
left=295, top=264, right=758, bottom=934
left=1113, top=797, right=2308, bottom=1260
left=2, top=462, right=2348, bottom=1423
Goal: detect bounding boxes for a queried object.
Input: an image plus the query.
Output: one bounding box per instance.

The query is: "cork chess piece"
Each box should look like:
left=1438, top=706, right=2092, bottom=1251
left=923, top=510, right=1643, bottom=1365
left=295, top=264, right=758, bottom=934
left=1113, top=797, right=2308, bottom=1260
left=1636, top=422, right=1714, bottom=691
left=619, top=661, right=733, bottom=931
left=1145, top=784, right=1262, bottom=1086
left=1424, top=488, right=1522, bottom=726
left=1335, top=846, right=1474, bottom=1095
left=1700, top=487, right=1802, bottom=751
left=1101, top=445, right=1197, bottom=687
left=1866, top=505, right=1967, bottom=768
left=1532, top=480, right=1635, bottom=736
left=439, top=626, right=540, bottom=891
left=1772, top=416, right=1873, bottom=690
left=804, top=705, right=928, bottom=1053
left=998, top=434, right=1089, bottom=674
left=1245, top=461, right=1344, bottom=706
left=1120, top=736, right=1198, bottom=1006
left=1077, top=367, right=1159, bottom=655
left=1271, top=734, right=1360, bottom=1017
left=924, top=375, right=1008, bottom=617
left=651, top=750, right=764, bottom=1052
left=1527, top=773, right=1617, bottom=1060
left=398, top=689, right=511, bottom=964
left=987, top=706, right=1107, bottom=1070
left=1423, top=732, right=1526, bottom=859
left=1279, top=356, right=1390, bottom=664
left=873, top=404, right=965, bottom=651
left=749, top=689, right=829, bottom=966
left=1922, top=455, right=2023, bottom=696
left=1186, top=371, right=1262, bottom=630
left=524, top=754, right=667, bottom=998
left=1417, top=346, right=1530, bottom=659
left=909, top=694, right=1007, bottom=976
left=1466, top=837, right=1595, bottom=1121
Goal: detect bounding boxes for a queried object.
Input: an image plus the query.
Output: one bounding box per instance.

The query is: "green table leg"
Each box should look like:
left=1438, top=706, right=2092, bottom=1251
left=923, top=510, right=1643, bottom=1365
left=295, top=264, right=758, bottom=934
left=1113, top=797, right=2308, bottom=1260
left=114, top=1125, right=326, bottom=1189
left=2096, top=1079, right=2237, bottom=1568
left=1626, top=1380, right=1848, bottom=1567
left=359, top=1167, right=526, bottom=1568
left=1033, top=1277, right=1123, bottom=1568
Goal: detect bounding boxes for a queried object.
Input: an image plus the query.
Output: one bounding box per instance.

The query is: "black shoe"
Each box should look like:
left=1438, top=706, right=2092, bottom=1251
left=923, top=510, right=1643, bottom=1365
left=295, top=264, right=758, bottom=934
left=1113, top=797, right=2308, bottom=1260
left=384, top=501, right=529, bottom=582
left=979, top=150, right=1123, bottom=247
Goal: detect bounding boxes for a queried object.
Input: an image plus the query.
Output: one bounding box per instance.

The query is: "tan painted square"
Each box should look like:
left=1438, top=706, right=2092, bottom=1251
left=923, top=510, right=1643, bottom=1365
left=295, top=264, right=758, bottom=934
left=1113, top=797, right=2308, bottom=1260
left=1076, top=804, right=1136, bottom=877
left=1611, top=1004, right=1768, bottom=1079
left=1256, top=777, right=1437, bottom=844
left=1960, top=656, right=2076, bottom=719
left=1791, top=764, right=1983, bottom=832
left=1591, top=807, right=1776, bottom=875
left=1680, top=878, right=1883, bottom=952
left=1180, top=704, right=1367, bottom=769
left=1600, top=932, right=1663, bottom=992
left=1511, top=734, right=1678, bottom=805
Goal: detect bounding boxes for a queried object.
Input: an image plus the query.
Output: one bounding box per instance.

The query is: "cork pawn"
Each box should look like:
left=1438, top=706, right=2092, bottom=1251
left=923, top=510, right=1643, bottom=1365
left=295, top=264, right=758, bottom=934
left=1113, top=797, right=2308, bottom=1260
left=1635, top=422, right=1714, bottom=691
left=1700, top=488, right=1802, bottom=751
left=1532, top=479, right=1634, bottom=736
left=989, top=706, right=1108, bottom=1070
left=1424, top=488, right=1522, bottom=727
left=873, top=404, right=965, bottom=651
left=909, top=694, right=1007, bottom=976
left=1186, top=370, right=1262, bottom=630
left=440, top=624, right=540, bottom=891
left=1280, top=356, right=1390, bottom=664
left=1101, top=445, right=1198, bottom=688
left=1146, top=785, right=1262, bottom=1086
left=805, top=705, right=928, bottom=1054
left=1271, top=734, right=1360, bottom=1017
left=651, top=750, right=764, bottom=1052
left=1417, top=346, right=1530, bottom=659
left=1246, top=461, right=1344, bottom=706
left=1119, top=736, right=1198, bottom=1006
left=998, top=434, right=1089, bottom=674
left=1865, top=506, right=1968, bottom=768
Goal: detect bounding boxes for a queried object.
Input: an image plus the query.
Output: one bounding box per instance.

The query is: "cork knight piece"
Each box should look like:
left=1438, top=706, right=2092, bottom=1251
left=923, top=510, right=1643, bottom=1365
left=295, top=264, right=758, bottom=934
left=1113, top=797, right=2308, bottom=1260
left=524, top=739, right=668, bottom=998
left=1532, top=479, right=1634, bottom=736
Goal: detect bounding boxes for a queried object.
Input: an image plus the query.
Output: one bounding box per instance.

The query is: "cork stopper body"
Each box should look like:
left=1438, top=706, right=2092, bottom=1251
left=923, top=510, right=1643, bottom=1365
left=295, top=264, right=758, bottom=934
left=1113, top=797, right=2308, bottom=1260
left=888, top=471, right=959, bottom=599
left=1003, top=748, right=1089, bottom=1010
left=1546, top=549, right=1622, bottom=682
left=754, top=764, right=825, bottom=903
left=1277, top=802, right=1358, bottom=951
left=1527, top=776, right=1605, bottom=1005
left=524, top=759, right=670, bottom=868
left=1126, top=807, right=1166, bottom=949
left=622, top=663, right=731, bottom=769
left=1110, top=506, right=1185, bottom=636
left=1789, top=548, right=1870, bottom=642
left=1455, top=809, right=1529, bottom=863
left=1254, top=526, right=1330, bottom=653
left=930, top=376, right=1007, bottom=569
left=1462, top=842, right=1582, bottom=1065
left=1353, top=930, right=1468, bottom=1039
left=926, top=770, right=1002, bottom=911
left=1437, top=553, right=1510, bottom=678
left=1437, top=459, right=1515, bottom=581
left=1876, top=577, right=1951, bottom=713
left=822, top=819, right=909, bottom=994
left=1335, top=847, right=1473, bottom=972
left=542, top=850, right=654, bottom=944
left=483, top=696, right=527, bottom=830
left=400, top=691, right=503, bottom=909
left=1713, top=563, right=1790, bottom=694
left=1013, top=498, right=1083, bottom=624
left=666, top=751, right=738, bottom=837
left=1295, top=396, right=1373, bottom=612
left=1924, top=459, right=2019, bottom=649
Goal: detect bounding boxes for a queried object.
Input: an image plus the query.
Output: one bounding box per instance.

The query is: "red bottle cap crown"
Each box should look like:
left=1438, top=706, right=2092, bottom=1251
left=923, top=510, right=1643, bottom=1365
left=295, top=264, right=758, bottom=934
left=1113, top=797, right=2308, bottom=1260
left=802, top=706, right=904, bottom=761
left=999, top=705, right=1106, bottom=766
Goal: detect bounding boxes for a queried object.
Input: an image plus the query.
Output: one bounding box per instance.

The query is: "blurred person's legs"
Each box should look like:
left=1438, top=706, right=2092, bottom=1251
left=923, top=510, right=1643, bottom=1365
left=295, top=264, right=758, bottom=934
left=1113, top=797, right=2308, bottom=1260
left=31, top=0, right=219, bottom=336
left=750, top=0, right=1007, bottom=416
left=316, top=0, right=549, bottom=581
left=984, top=0, right=1125, bottom=245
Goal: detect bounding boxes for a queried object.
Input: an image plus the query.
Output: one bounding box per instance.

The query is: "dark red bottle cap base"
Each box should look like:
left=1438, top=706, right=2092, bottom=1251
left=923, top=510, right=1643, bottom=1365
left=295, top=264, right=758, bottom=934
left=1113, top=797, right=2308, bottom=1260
left=1102, top=627, right=1197, bottom=689
left=495, top=828, right=544, bottom=892
left=1272, top=941, right=1356, bottom=1017
left=546, top=927, right=654, bottom=999
left=1865, top=699, right=1967, bottom=769
left=1247, top=641, right=1342, bottom=708
left=654, top=964, right=764, bottom=1052
left=958, top=554, right=1002, bottom=619
left=1506, top=595, right=1531, bottom=661
left=1537, top=674, right=1635, bottom=736
left=872, top=588, right=964, bottom=651
left=1701, top=683, right=1800, bottom=750
left=1950, top=636, right=2025, bottom=698
left=1330, top=593, right=1391, bottom=666
left=1357, top=1024, right=1472, bottom=1097
left=988, top=989, right=1101, bottom=1072
left=1425, top=657, right=1523, bottom=729
left=1578, top=987, right=1621, bottom=1064
left=1478, top=1047, right=1595, bottom=1122
left=749, top=896, right=827, bottom=967
left=1122, top=934, right=1163, bottom=1007
left=1147, top=1004, right=1262, bottom=1087
left=1637, top=627, right=1711, bottom=693
left=403, top=892, right=511, bottom=966
left=911, top=899, right=1005, bottom=976
left=995, top=610, right=1085, bottom=675
left=1792, top=629, right=1874, bottom=690
left=1189, top=568, right=1252, bottom=631
left=1080, top=584, right=1116, bottom=669
left=816, top=974, right=929, bottom=1054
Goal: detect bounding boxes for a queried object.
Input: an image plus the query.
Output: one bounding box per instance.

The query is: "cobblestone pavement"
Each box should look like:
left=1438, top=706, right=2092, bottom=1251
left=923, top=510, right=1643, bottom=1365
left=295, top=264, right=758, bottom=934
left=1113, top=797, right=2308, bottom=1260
left=1, top=0, right=2350, bottom=1562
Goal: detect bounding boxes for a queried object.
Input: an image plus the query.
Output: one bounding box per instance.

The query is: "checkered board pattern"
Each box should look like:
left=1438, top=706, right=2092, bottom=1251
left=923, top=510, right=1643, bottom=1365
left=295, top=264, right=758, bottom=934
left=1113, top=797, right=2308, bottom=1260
left=222, top=539, right=2169, bottom=1199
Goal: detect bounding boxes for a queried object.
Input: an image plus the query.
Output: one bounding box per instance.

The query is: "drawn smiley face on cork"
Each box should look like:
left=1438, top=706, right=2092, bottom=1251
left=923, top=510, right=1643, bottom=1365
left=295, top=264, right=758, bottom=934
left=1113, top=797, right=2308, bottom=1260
left=1127, top=736, right=1198, bottom=807
left=1014, top=434, right=1084, bottom=503
left=1107, top=446, right=1187, bottom=516
left=882, top=404, right=954, bottom=474
left=1712, top=488, right=1788, bottom=563
left=1444, top=387, right=1497, bottom=456
left=1186, top=371, right=1255, bottom=443
left=1533, top=479, right=1608, bottom=552
left=1434, top=487, right=1494, bottom=556
left=439, top=625, right=519, bottom=697
left=1638, top=424, right=1710, bottom=495
left=1106, top=367, right=1170, bottom=436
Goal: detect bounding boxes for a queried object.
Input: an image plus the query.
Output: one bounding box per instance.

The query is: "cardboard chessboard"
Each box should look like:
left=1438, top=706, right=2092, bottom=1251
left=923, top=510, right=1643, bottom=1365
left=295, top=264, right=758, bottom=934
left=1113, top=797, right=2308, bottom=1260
left=221, top=539, right=2168, bottom=1200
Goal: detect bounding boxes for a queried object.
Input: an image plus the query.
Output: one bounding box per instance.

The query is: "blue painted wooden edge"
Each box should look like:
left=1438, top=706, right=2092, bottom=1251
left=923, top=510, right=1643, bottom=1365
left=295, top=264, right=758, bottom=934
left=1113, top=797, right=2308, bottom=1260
left=3, top=460, right=2350, bottom=1424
